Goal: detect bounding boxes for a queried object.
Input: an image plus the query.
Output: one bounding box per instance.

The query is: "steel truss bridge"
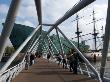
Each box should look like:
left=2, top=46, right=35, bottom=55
left=0, top=0, right=110, bottom=82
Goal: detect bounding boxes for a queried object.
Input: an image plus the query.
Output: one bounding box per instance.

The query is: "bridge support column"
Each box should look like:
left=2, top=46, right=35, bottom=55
left=56, top=28, right=64, bottom=57
left=0, top=25, right=41, bottom=74
left=0, top=0, right=21, bottom=61
left=57, top=27, right=102, bottom=82
left=100, top=0, right=110, bottom=79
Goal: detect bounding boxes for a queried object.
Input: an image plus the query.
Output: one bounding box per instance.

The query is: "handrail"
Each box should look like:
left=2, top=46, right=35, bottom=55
left=44, top=55, right=100, bottom=80
left=2, top=55, right=26, bottom=74
left=28, top=35, right=41, bottom=52
left=0, top=54, right=26, bottom=82
left=0, top=25, right=41, bottom=75
left=57, top=27, right=102, bottom=82
left=77, top=59, right=83, bottom=74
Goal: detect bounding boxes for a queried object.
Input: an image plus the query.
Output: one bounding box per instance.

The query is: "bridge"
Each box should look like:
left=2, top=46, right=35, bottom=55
left=0, top=0, right=110, bottom=82
left=12, top=58, right=98, bottom=82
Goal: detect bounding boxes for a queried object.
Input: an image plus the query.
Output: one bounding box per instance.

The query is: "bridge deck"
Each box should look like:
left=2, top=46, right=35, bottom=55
left=12, top=58, right=98, bottom=82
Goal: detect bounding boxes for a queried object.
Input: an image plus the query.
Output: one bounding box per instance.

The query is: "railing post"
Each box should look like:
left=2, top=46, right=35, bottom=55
left=0, top=0, right=21, bottom=61
left=100, top=0, right=110, bottom=79
left=26, top=32, right=40, bottom=53
left=84, top=63, right=91, bottom=77
left=42, top=45, right=48, bottom=55
left=44, top=40, right=54, bottom=56
left=28, top=35, right=41, bottom=52
left=46, top=37, right=55, bottom=55
left=47, top=35, right=59, bottom=53
left=31, top=41, right=40, bottom=53
left=77, top=59, right=83, bottom=74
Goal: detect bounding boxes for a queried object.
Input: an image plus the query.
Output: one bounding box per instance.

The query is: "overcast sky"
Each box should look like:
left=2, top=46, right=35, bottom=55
left=0, top=0, right=108, bottom=49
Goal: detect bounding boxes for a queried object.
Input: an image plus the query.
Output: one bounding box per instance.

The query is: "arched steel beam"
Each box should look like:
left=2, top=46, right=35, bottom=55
left=46, top=0, right=95, bottom=34
left=0, top=0, right=21, bottom=61
left=0, top=25, right=41, bottom=74
left=100, top=0, right=110, bottom=79
left=34, top=0, right=42, bottom=25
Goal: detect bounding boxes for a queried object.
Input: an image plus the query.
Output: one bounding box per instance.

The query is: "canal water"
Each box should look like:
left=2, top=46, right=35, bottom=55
left=91, top=60, right=110, bottom=78
left=0, top=62, right=5, bottom=69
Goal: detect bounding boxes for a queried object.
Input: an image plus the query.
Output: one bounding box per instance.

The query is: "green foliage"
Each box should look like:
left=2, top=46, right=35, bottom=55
left=5, top=46, right=15, bottom=55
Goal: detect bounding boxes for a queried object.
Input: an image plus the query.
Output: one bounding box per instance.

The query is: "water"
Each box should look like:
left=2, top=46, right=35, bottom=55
left=91, top=60, right=110, bottom=78
left=0, top=62, right=5, bottom=69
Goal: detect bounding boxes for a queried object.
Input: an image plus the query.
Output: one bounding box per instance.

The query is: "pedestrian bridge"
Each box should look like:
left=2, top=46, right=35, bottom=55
left=0, top=0, right=110, bottom=82
left=12, top=58, right=98, bottom=82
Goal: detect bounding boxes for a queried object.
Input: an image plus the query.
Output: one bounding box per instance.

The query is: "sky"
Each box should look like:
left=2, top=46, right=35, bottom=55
left=0, top=0, right=108, bottom=49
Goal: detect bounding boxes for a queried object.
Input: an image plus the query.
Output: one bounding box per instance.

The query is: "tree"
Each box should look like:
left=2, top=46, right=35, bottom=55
left=5, top=46, right=15, bottom=56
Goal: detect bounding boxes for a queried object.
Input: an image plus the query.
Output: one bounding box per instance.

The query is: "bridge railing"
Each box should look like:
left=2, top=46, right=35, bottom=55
left=0, top=56, right=26, bottom=82
left=44, top=54, right=101, bottom=82
left=0, top=33, right=41, bottom=82
left=94, top=63, right=110, bottom=79
left=78, top=61, right=97, bottom=78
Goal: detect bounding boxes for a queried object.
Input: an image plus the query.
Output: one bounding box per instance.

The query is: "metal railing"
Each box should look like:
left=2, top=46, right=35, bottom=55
left=0, top=0, right=107, bottom=82
left=43, top=54, right=100, bottom=81
left=0, top=56, right=26, bottom=82
left=0, top=32, right=41, bottom=82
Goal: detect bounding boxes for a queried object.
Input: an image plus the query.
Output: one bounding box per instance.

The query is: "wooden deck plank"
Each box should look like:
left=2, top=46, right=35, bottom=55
left=12, top=58, right=98, bottom=82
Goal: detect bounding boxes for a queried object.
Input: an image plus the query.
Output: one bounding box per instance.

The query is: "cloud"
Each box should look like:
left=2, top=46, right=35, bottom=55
left=16, top=20, right=35, bottom=27
left=6, top=38, right=12, bottom=46
left=15, top=0, right=38, bottom=26
left=23, top=20, right=35, bottom=27
left=17, top=0, right=37, bottom=19
left=45, top=1, right=107, bottom=49
left=94, top=4, right=107, bottom=18
left=0, top=0, right=108, bottom=49
left=78, top=3, right=107, bottom=49
left=0, top=4, right=9, bottom=14
left=42, top=0, right=79, bottom=24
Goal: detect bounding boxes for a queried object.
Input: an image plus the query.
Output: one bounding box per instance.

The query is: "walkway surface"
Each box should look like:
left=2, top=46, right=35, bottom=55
left=12, top=58, right=98, bottom=82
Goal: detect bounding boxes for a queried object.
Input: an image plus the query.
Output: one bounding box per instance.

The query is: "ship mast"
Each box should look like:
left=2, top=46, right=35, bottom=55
left=92, top=9, right=98, bottom=51
left=75, top=14, right=82, bottom=48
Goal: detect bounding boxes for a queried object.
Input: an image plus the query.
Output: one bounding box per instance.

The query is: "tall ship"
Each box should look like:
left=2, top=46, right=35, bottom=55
left=73, top=10, right=110, bottom=61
